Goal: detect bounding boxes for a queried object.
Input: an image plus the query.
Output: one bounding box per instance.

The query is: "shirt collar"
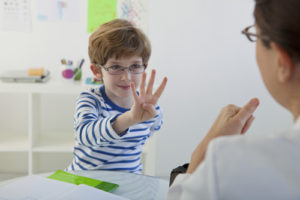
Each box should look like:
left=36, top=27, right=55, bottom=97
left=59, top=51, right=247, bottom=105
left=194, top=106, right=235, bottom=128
left=293, top=116, right=300, bottom=130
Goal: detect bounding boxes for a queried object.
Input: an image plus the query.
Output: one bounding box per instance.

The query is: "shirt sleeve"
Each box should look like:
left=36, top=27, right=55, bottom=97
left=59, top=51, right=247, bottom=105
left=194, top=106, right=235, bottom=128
left=150, top=105, right=163, bottom=133
left=74, top=91, right=124, bottom=147
left=167, top=140, right=219, bottom=200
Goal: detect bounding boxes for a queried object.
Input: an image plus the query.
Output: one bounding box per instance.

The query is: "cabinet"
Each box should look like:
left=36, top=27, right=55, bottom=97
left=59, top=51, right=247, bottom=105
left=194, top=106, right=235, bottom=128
left=0, top=79, right=156, bottom=181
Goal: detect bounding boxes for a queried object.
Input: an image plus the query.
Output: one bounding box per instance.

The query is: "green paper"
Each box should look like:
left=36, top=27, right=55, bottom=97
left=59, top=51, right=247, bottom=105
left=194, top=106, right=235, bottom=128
left=87, top=0, right=117, bottom=33
left=48, top=170, right=119, bottom=192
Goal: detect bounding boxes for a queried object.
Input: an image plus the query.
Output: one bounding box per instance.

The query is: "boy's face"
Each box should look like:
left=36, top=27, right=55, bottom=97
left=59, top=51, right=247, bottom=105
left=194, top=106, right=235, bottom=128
left=96, top=55, right=144, bottom=104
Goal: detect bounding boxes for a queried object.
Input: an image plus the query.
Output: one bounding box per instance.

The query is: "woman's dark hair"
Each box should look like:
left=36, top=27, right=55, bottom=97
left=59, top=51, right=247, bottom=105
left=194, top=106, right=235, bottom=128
left=254, top=0, right=300, bottom=62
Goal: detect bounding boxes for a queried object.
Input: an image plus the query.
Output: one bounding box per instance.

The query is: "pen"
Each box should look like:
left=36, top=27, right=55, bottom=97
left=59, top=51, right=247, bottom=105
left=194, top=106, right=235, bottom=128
left=61, top=58, right=66, bottom=65
left=78, top=59, right=85, bottom=69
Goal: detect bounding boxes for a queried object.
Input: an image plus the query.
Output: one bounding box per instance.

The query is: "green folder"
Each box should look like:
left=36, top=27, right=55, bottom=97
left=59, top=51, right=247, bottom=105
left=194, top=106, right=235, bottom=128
left=48, top=170, right=119, bottom=192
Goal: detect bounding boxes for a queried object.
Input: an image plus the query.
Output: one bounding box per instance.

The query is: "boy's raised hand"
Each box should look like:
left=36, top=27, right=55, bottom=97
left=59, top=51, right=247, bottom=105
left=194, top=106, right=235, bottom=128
left=129, top=69, right=167, bottom=123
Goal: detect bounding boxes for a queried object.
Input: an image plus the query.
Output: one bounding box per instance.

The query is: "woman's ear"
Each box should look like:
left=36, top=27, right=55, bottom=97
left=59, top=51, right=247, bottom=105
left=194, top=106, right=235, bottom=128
left=271, top=43, right=294, bottom=83
left=90, top=64, right=102, bottom=79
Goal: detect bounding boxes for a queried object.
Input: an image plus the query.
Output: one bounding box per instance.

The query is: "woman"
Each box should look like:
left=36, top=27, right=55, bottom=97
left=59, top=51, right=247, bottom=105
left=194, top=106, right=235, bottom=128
left=167, top=0, right=300, bottom=199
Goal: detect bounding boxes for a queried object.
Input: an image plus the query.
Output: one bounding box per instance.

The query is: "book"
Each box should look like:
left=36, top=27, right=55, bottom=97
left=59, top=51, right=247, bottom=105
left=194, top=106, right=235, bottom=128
left=0, top=70, right=50, bottom=83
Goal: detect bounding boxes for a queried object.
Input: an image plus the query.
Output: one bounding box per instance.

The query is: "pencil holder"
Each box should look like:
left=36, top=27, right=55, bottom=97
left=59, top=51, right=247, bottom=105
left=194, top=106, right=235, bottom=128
left=61, top=58, right=84, bottom=81
left=62, top=65, right=74, bottom=80
left=73, top=68, right=82, bottom=81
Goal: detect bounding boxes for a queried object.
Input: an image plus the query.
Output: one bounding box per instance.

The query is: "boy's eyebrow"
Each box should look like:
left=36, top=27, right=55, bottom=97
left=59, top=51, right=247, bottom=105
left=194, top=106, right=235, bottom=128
left=108, top=60, right=143, bottom=65
left=108, top=61, right=121, bottom=64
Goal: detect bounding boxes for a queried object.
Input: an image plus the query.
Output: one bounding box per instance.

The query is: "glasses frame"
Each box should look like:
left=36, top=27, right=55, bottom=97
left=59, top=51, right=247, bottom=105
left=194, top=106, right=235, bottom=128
left=96, top=63, right=146, bottom=75
left=241, top=25, right=270, bottom=42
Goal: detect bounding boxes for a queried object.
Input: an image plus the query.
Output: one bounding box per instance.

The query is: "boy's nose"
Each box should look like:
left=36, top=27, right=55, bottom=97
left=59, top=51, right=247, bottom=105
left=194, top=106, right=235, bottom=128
left=120, top=69, right=131, bottom=81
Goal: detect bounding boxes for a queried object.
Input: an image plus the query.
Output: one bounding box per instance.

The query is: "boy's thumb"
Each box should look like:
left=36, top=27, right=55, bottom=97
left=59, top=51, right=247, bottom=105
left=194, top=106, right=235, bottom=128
left=235, top=98, right=259, bottom=124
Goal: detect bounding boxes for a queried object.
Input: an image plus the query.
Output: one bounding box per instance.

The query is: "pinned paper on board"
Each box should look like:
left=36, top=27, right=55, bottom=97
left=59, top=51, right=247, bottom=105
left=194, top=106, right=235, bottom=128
left=118, top=0, right=148, bottom=33
left=0, top=0, right=32, bottom=32
left=36, top=0, right=80, bottom=21
left=87, top=0, right=117, bottom=33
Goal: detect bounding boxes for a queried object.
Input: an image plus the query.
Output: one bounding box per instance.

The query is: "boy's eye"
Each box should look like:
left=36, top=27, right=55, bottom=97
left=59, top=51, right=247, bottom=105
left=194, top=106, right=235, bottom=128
left=109, top=65, right=122, bottom=71
left=130, top=64, right=142, bottom=69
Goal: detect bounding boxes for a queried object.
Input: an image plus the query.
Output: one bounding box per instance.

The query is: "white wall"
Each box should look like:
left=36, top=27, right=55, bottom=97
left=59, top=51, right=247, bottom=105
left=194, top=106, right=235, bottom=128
left=0, top=0, right=292, bottom=178
left=0, top=0, right=90, bottom=78
left=148, top=0, right=292, bottom=178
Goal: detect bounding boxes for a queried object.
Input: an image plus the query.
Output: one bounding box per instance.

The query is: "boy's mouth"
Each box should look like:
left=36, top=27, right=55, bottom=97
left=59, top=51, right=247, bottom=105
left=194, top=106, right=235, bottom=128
left=118, top=85, right=130, bottom=90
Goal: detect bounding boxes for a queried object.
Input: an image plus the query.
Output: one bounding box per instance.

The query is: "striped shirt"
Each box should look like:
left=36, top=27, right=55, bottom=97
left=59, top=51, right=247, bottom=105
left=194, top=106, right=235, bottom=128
left=66, top=86, right=163, bottom=173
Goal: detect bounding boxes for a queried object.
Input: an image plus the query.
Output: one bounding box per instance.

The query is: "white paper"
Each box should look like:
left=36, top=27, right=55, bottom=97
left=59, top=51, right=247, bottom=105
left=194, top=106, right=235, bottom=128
left=0, top=175, right=75, bottom=200
left=36, top=0, right=79, bottom=21
left=0, top=0, right=32, bottom=32
left=55, top=184, right=129, bottom=200
left=0, top=175, right=129, bottom=200
left=117, top=0, right=148, bottom=33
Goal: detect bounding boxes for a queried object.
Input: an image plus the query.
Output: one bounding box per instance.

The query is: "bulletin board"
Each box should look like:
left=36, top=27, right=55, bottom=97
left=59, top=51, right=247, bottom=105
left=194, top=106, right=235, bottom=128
left=0, top=0, right=148, bottom=33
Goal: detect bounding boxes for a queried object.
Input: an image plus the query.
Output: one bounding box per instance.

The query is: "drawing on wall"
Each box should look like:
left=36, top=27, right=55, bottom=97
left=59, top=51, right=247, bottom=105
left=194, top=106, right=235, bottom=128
left=36, top=0, right=79, bottom=21
left=0, top=0, right=32, bottom=32
left=87, top=0, right=148, bottom=34
left=87, top=0, right=117, bottom=33
left=118, top=0, right=148, bottom=33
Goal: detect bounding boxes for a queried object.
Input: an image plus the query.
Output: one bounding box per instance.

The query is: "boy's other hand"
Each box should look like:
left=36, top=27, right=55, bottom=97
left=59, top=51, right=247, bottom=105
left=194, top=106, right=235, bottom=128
left=129, top=69, right=167, bottom=123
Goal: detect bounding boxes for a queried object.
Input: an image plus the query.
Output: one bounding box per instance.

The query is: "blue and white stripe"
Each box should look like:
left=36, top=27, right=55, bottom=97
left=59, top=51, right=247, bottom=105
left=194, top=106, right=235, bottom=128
left=66, top=86, right=163, bottom=173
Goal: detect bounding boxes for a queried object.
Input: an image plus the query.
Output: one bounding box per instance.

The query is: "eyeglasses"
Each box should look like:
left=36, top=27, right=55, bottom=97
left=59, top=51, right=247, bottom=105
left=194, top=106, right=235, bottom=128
left=241, top=25, right=270, bottom=42
left=97, top=64, right=146, bottom=75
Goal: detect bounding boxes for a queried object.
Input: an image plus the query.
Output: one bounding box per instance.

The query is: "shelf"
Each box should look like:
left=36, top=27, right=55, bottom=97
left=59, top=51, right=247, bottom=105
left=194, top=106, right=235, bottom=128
left=0, top=78, right=99, bottom=94
left=32, top=152, right=73, bottom=174
left=0, top=172, right=28, bottom=183
left=0, top=134, right=29, bottom=152
left=32, top=133, right=74, bottom=152
left=0, top=81, right=84, bottom=177
left=0, top=152, right=28, bottom=176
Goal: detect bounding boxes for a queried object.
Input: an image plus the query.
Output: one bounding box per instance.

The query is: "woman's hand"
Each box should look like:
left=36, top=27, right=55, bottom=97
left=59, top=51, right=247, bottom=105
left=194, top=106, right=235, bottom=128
left=187, top=98, right=259, bottom=174
left=207, top=98, right=259, bottom=139
left=129, top=69, right=167, bottom=123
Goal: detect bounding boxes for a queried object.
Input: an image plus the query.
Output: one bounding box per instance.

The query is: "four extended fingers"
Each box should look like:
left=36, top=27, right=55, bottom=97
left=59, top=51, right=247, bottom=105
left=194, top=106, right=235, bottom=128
left=139, top=72, right=146, bottom=96
left=145, top=69, right=156, bottom=95
left=130, top=82, right=139, bottom=103
left=135, top=69, right=167, bottom=104
left=153, top=77, right=168, bottom=100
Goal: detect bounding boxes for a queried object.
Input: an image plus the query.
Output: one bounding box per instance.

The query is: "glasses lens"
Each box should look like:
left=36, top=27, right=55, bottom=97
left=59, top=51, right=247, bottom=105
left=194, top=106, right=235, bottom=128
left=129, top=64, right=145, bottom=74
left=247, top=26, right=258, bottom=42
left=108, top=65, right=123, bottom=75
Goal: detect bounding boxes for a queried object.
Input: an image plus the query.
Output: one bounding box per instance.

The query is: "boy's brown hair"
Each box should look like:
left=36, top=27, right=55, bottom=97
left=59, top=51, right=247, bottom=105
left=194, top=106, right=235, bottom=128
left=88, top=19, right=151, bottom=66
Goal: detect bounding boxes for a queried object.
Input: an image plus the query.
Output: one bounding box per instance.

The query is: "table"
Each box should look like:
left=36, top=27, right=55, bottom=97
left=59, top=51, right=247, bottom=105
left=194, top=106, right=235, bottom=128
left=0, top=170, right=169, bottom=200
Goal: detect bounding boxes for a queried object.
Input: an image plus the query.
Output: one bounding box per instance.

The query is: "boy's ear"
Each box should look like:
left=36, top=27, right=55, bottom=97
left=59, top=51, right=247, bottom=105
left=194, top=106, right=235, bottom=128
left=90, top=64, right=102, bottom=78
left=271, top=42, right=294, bottom=83
left=144, top=63, right=148, bottom=69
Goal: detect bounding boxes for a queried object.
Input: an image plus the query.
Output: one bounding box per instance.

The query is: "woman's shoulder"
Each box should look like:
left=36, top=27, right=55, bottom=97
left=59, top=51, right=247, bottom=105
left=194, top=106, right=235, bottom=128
left=208, top=129, right=300, bottom=164
left=212, top=129, right=299, bottom=148
left=206, top=130, right=300, bottom=198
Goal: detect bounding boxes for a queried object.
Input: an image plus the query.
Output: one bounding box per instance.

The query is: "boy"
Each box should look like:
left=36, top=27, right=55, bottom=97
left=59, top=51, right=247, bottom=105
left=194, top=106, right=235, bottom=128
left=66, top=19, right=167, bottom=173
